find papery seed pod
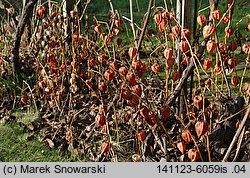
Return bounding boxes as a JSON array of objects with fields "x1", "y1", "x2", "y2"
[
  {"x1": 222, "y1": 13, "x2": 231, "y2": 24},
  {"x1": 121, "y1": 88, "x2": 132, "y2": 100},
  {"x1": 228, "y1": 57, "x2": 238, "y2": 69},
  {"x1": 203, "y1": 25, "x2": 216, "y2": 39},
  {"x1": 177, "y1": 142, "x2": 186, "y2": 154},
  {"x1": 193, "y1": 95, "x2": 203, "y2": 109},
  {"x1": 100, "y1": 141, "x2": 111, "y2": 154},
  {"x1": 219, "y1": 42, "x2": 227, "y2": 53},
  {"x1": 167, "y1": 58, "x2": 175, "y2": 68},
  {"x1": 228, "y1": 0, "x2": 234, "y2": 9},
  {"x1": 228, "y1": 40, "x2": 237, "y2": 51},
  {"x1": 212, "y1": 10, "x2": 222, "y2": 21},
  {"x1": 140, "y1": 106, "x2": 150, "y2": 119},
  {"x1": 100, "y1": 33, "x2": 106, "y2": 41},
  {"x1": 20, "y1": 96, "x2": 28, "y2": 105},
  {"x1": 160, "y1": 106, "x2": 171, "y2": 120},
  {"x1": 203, "y1": 58, "x2": 212, "y2": 70},
  {"x1": 242, "y1": 43, "x2": 249, "y2": 53},
  {"x1": 112, "y1": 28, "x2": 120, "y2": 36},
  {"x1": 158, "y1": 21, "x2": 167, "y2": 31},
  {"x1": 104, "y1": 35, "x2": 113, "y2": 44},
  {"x1": 222, "y1": 53, "x2": 229, "y2": 62},
  {"x1": 94, "y1": 25, "x2": 102, "y2": 34},
  {"x1": 117, "y1": 37, "x2": 122, "y2": 46},
  {"x1": 205, "y1": 78, "x2": 212, "y2": 88},
  {"x1": 181, "y1": 130, "x2": 191, "y2": 143},
  {"x1": 95, "y1": 114, "x2": 106, "y2": 126},
  {"x1": 195, "y1": 120, "x2": 208, "y2": 137},
  {"x1": 172, "y1": 71, "x2": 180, "y2": 82},
  {"x1": 154, "y1": 13, "x2": 162, "y2": 24},
  {"x1": 231, "y1": 75, "x2": 240, "y2": 88},
  {"x1": 110, "y1": 61, "x2": 118, "y2": 70},
  {"x1": 132, "y1": 59, "x2": 141, "y2": 70},
  {"x1": 126, "y1": 72, "x2": 136, "y2": 85},
  {"x1": 98, "y1": 104, "x2": 107, "y2": 114},
  {"x1": 151, "y1": 63, "x2": 161, "y2": 73},
  {"x1": 206, "y1": 39, "x2": 216, "y2": 53},
  {"x1": 98, "y1": 54, "x2": 106, "y2": 63},
  {"x1": 179, "y1": 41, "x2": 189, "y2": 53},
  {"x1": 132, "y1": 84, "x2": 142, "y2": 97},
  {"x1": 128, "y1": 47, "x2": 137, "y2": 59},
  {"x1": 181, "y1": 28, "x2": 191, "y2": 40},
  {"x1": 104, "y1": 69, "x2": 115, "y2": 81},
  {"x1": 72, "y1": 33, "x2": 79, "y2": 41},
  {"x1": 89, "y1": 58, "x2": 96, "y2": 66},
  {"x1": 146, "y1": 114, "x2": 158, "y2": 126},
  {"x1": 197, "y1": 15, "x2": 206, "y2": 26},
  {"x1": 44, "y1": 87, "x2": 52, "y2": 95},
  {"x1": 164, "y1": 47, "x2": 173, "y2": 60},
  {"x1": 115, "y1": 20, "x2": 121, "y2": 28},
  {"x1": 132, "y1": 154, "x2": 142, "y2": 162},
  {"x1": 172, "y1": 25, "x2": 181, "y2": 36},
  {"x1": 213, "y1": 65, "x2": 222, "y2": 76},
  {"x1": 182, "y1": 55, "x2": 191, "y2": 65},
  {"x1": 224, "y1": 26, "x2": 234, "y2": 38},
  {"x1": 51, "y1": 11, "x2": 57, "y2": 18},
  {"x1": 188, "y1": 148, "x2": 199, "y2": 161},
  {"x1": 138, "y1": 131, "x2": 146, "y2": 142},
  {"x1": 119, "y1": 66, "x2": 128, "y2": 76},
  {"x1": 169, "y1": 33, "x2": 175, "y2": 41},
  {"x1": 70, "y1": 10, "x2": 77, "y2": 19},
  {"x1": 127, "y1": 94, "x2": 139, "y2": 108},
  {"x1": 161, "y1": 11, "x2": 169, "y2": 19},
  {"x1": 98, "y1": 82, "x2": 106, "y2": 92},
  {"x1": 36, "y1": 6, "x2": 46, "y2": 17}
]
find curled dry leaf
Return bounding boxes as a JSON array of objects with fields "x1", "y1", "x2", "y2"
[
  {"x1": 45, "y1": 138, "x2": 55, "y2": 149},
  {"x1": 66, "y1": 129, "x2": 73, "y2": 144}
]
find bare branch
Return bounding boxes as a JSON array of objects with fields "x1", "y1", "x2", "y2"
[{"x1": 12, "y1": 0, "x2": 38, "y2": 82}]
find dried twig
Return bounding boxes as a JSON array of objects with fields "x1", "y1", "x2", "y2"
[
  {"x1": 232, "y1": 126, "x2": 245, "y2": 162},
  {"x1": 129, "y1": 0, "x2": 137, "y2": 47},
  {"x1": 137, "y1": 0, "x2": 153, "y2": 52},
  {"x1": 166, "y1": 39, "x2": 208, "y2": 106},
  {"x1": 79, "y1": 0, "x2": 91, "y2": 21},
  {"x1": 222, "y1": 105, "x2": 250, "y2": 162}
]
